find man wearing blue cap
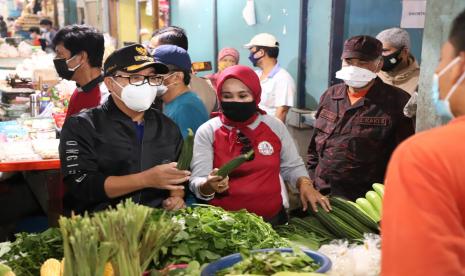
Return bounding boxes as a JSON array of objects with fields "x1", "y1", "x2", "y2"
[{"x1": 153, "y1": 45, "x2": 209, "y2": 138}]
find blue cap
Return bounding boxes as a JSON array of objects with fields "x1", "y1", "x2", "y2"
[{"x1": 153, "y1": 45, "x2": 192, "y2": 71}]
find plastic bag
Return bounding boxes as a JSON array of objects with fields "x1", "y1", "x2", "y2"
[
  {"x1": 17, "y1": 41, "x2": 33, "y2": 57},
  {"x1": 318, "y1": 234, "x2": 381, "y2": 276}
]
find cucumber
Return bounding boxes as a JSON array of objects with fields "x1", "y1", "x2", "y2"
[
  {"x1": 290, "y1": 217, "x2": 335, "y2": 239},
  {"x1": 176, "y1": 128, "x2": 194, "y2": 170},
  {"x1": 216, "y1": 150, "x2": 254, "y2": 177},
  {"x1": 330, "y1": 197, "x2": 379, "y2": 232},
  {"x1": 330, "y1": 205, "x2": 374, "y2": 235},
  {"x1": 313, "y1": 206, "x2": 364, "y2": 240},
  {"x1": 366, "y1": 191, "x2": 383, "y2": 216},
  {"x1": 372, "y1": 183, "x2": 385, "y2": 198},
  {"x1": 356, "y1": 198, "x2": 380, "y2": 222}
]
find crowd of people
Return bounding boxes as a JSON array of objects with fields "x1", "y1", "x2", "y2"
[
  {"x1": 0, "y1": 16, "x2": 56, "y2": 52},
  {"x1": 1, "y1": 6, "x2": 464, "y2": 274}
]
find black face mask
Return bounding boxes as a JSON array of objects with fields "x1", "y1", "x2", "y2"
[
  {"x1": 53, "y1": 57, "x2": 78, "y2": 80},
  {"x1": 221, "y1": 101, "x2": 257, "y2": 122},
  {"x1": 248, "y1": 50, "x2": 263, "y2": 67},
  {"x1": 382, "y1": 47, "x2": 403, "y2": 72}
]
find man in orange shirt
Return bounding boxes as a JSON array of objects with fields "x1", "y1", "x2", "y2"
[{"x1": 382, "y1": 9, "x2": 465, "y2": 276}]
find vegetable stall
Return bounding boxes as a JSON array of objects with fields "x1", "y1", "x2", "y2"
[{"x1": 0, "y1": 183, "x2": 385, "y2": 276}]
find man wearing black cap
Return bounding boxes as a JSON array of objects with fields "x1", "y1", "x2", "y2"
[
  {"x1": 306, "y1": 35, "x2": 415, "y2": 201},
  {"x1": 59, "y1": 44, "x2": 190, "y2": 214}
]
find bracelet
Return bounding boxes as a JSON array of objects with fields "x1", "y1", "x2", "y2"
[
  {"x1": 297, "y1": 178, "x2": 315, "y2": 190},
  {"x1": 199, "y1": 187, "x2": 215, "y2": 198}
]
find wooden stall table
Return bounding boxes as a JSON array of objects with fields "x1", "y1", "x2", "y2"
[{"x1": 0, "y1": 159, "x2": 62, "y2": 226}]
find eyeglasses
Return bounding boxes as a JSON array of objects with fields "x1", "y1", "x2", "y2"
[
  {"x1": 237, "y1": 132, "x2": 254, "y2": 158},
  {"x1": 114, "y1": 74, "x2": 164, "y2": 86}
]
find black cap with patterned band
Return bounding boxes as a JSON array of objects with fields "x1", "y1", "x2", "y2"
[{"x1": 103, "y1": 43, "x2": 169, "y2": 76}]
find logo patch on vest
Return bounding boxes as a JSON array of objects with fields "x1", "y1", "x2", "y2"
[
  {"x1": 358, "y1": 117, "x2": 389, "y2": 126},
  {"x1": 320, "y1": 108, "x2": 337, "y2": 122},
  {"x1": 258, "y1": 141, "x2": 274, "y2": 156}
]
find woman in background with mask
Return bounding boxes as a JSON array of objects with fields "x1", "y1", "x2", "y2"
[
  {"x1": 190, "y1": 65, "x2": 330, "y2": 226},
  {"x1": 205, "y1": 47, "x2": 240, "y2": 88}
]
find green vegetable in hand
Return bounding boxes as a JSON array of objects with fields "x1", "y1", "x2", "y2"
[
  {"x1": 177, "y1": 128, "x2": 194, "y2": 170},
  {"x1": 216, "y1": 150, "x2": 254, "y2": 177}
]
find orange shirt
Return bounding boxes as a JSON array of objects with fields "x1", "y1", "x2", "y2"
[
  {"x1": 32, "y1": 38, "x2": 41, "y2": 46},
  {"x1": 382, "y1": 116, "x2": 465, "y2": 276},
  {"x1": 347, "y1": 89, "x2": 369, "y2": 105}
]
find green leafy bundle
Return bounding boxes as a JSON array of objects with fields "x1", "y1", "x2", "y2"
[
  {"x1": 159, "y1": 205, "x2": 288, "y2": 266},
  {"x1": 59, "y1": 215, "x2": 117, "y2": 276},
  {"x1": 1, "y1": 228, "x2": 63, "y2": 276},
  {"x1": 60, "y1": 199, "x2": 181, "y2": 275}
]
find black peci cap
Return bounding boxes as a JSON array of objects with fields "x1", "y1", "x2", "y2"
[{"x1": 103, "y1": 43, "x2": 169, "y2": 76}]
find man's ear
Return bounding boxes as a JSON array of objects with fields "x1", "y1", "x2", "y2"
[
  {"x1": 450, "y1": 51, "x2": 465, "y2": 83},
  {"x1": 402, "y1": 47, "x2": 410, "y2": 59},
  {"x1": 375, "y1": 58, "x2": 383, "y2": 73},
  {"x1": 458, "y1": 51, "x2": 465, "y2": 74},
  {"x1": 104, "y1": 77, "x2": 114, "y2": 92}
]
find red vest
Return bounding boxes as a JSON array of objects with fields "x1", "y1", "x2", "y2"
[
  {"x1": 210, "y1": 122, "x2": 282, "y2": 219},
  {"x1": 66, "y1": 85, "x2": 101, "y2": 119}
]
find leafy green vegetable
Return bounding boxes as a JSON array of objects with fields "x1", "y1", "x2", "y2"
[
  {"x1": 1, "y1": 228, "x2": 63, "y2": 276},
  {"x1": 275, "y1": 224, "x2": 322, "y2": 250},
  {"x1": 217, "y1": 248, "x2": 320, "y2": 275},
  {"x1": 60, "y1": 199, "x2": 180, "y2": 276},
  {"x1": 159, "y1": 205, "x2": 288, "y2": 266}
]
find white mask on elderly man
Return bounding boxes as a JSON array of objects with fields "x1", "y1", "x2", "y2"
[
  {"x1": 112, "y1": 78, "x2": 157, "y2": 112},
  {"x1": 336, "y1": 65, "x2": 377, "y2": 88}
]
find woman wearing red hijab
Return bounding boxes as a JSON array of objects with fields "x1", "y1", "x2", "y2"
[{"x1": 190, "y1": 65, "x2": 330, "y2": 225}]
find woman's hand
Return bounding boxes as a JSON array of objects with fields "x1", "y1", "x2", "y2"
[
  {"x1": 297, "y1": 177, "x2": 331, "y2": 212},
  {"x1": 200, "y1": 168, "x2": 229, "y2": 196}
]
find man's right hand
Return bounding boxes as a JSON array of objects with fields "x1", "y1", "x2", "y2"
[{"x1": 140, "y1": 162, "x2": 190, "y2": 190}]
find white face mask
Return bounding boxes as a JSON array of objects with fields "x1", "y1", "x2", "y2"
[
  {"x1": 336, "y1": 65, "x2": 378, "y2": 88},
  {"x1": 156, "y1": 85, "x2": 168, "y2": 97},
  {"x1": 112, "y1": 78, "x2": 158, "y2": 112},
  {"x1": 157, "y1": 72, "x2": 179, "y2": 97}
]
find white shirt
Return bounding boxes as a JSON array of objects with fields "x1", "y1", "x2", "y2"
[{"x1": 256, "y1": 64, "x2": 296, "y2": 117}]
